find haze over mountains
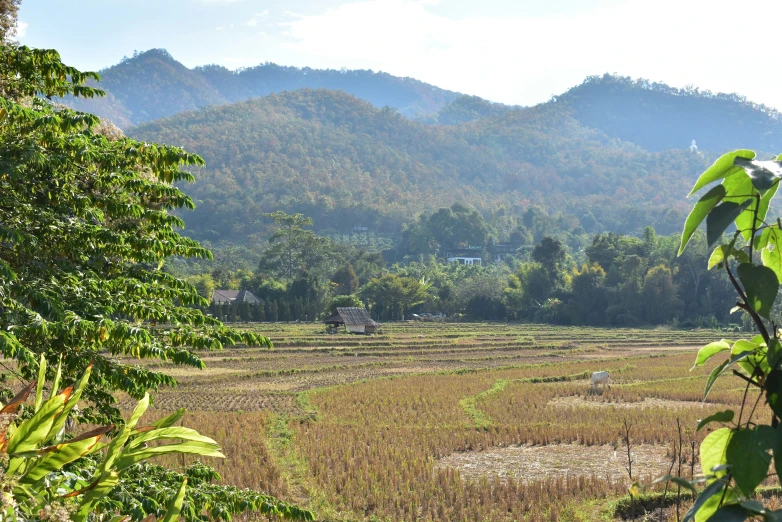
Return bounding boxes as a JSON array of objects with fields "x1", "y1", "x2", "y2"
[{"x1": 64, "y1": 49, "x2": 782, "y2": 250}]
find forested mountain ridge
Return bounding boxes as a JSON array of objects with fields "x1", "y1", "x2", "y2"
[
  {"x1": 556, "y1": 74, "x2": 782, "y2": 153},
  {"x1": 62, "y1": 48, "x2": 464, "y2": 127},
  {"x1": 130, "y1": 88, "x2": 711, "y2": 245}
]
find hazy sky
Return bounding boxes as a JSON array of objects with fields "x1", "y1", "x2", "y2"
[{"x1": 19, "y1": 0, "x2": 782, "y2": 108}]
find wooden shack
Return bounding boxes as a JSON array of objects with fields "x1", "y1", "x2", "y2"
[{"x1": 324, "y1": 307, "x2": 379, "y2": 334}]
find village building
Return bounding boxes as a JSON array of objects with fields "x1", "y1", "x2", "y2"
[
  {"x1": 210, "y1": 289, "x2": 262, "y2": 305},
  {"x1": 324, "y1": 307, "x2": 380, "y2": 334}
]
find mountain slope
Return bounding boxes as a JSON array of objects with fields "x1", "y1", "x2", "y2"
[
  {"x1": 129, "y1": 89, "x2": 709, "y2": 243},
  {"x1": 64, "y1": 49, "x2": 463, "y2": 127},
  {"x1": 556, "y1": 74, "x2": 782, "y2": 153}
]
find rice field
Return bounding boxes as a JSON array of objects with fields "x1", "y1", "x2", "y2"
[{"x1": 129, "y1": 322, "x2": 773, "y2": 521}]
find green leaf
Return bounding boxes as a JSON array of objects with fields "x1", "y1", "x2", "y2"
[
  {"x1": 689, "y1": 150, "x2": 755, "y2": 196},
  {"x1": 735, "y1": 183, "x2": 779, "y2": 242},
  {"x1": 680, "y1": 185, "x2": 726, "y2": 255},
  {"x1": 125, "y1": 426, "x2": 218, "y2": 452},
  {"x1": 697, "y1": 410, "x2": 734, "y2": 432},
  {"x1": 149, "y1": 408, "x2": 186, "y2": 429},
  {"x1": 34, "y1": 354, "x2": 46, "y2": 413},
  {"x1": 737, "y1": 263, "x2": 779, "y2": 319},
  {"x1": 21, "y1": 432, "x2": 106, "y2": 484},
  {"x1": 707, "y1": 201, "x2": 753, "y2": 246},
  {"x1": 704, "y1": 359, "x2": 730, "y2": 401},
  {"x1": 75, "y1": 471, "x2": 119, "y2": 522},
  {"x1": 701, "y1": 428, "x2": 732, "y2": 479},
  {"x1": 735, "y1": 157, "x2": 782, "y2": 192},
  {"x1": 6, "y1": 390, "x2": 67, "y2": 456},
  {"x1": 708, "y1": 505, "x2": 749, "y2": 522},
  {"x1": 114, "y1": 440, "x2": 224, "y2": 472},
  {"x1": 693, "y1": 340, "x2": 730, "y2": 368},
  {"x1": 726, "y1": 426, "x2": 774, "y2": 496},
  {"x1": 762, "y1": 227, "x2": 782, "y2": 283},
  {"x1": 161, "y1": 479, "x2": 187, "y2": 522},
  {"x1": 683, "y1": 476, "x2": 729, "y2": 522}
]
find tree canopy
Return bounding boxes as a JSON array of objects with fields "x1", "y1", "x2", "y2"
[{"x1": 0, "y1": 44, "x2": 266, "y2": 424}]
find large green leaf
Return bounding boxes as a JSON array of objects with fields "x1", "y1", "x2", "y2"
[
  {"x1": 21, "y1": 429, "x2": 107, "y2": 484},
  {"x1": 737, "y1": 263, "x2": 779, "y2": 319},
  {"x1": 735, "y1": 183, "x2": 779, "y2": 242},
  {"x1": 762, "y1": 227, "x2": 782, "y2": 283},
  {"x1": 704, "y1": 359, "x2": 730, "y2": 401},
  {"x1": 707, "y1": 201, "x2": 752, "y2": 246},
  {"x1": 697, "y1": 410, "x2": 734, "y2": 432},
  {"x1": 74, "y1": 471, "x2": 119, "y2": 522},
  {"x1": 48, "y1": 363, "x2": 92, "y2": 441},
  {"x1": 701, "y1": 428, "x2": 732, "y2": 478},
  {"x1": 767, "y1": 370, "x2": 782, "y2": 421},
  {"x1": 6, "y1": 390, "x2": 68, "y2": 456},
  {"x1": 680, "y1": 185, "x2": 726, "y2": 255},
  {"x1": 735, "y1": 157, "x2": 782, "y2": 192},
  {"x1": 683, "y1": 476, "x2": 728, "y2": 522},
  {"x1": 34, "y1": 354, "x2": 46, "y2": 413},
  {"x1": 161, "y1": 479, "x2": 187, "y2": 522},
  {"x1": 689, "y1": 150, "x2": 755, "y2": 196},
  {"x1": 692, "y1": 340, "x2": 730, "y2": 368},
  {"x1": 708, "y1": 505, "x2": 749, "y2": 522},
  {"x1": 125, "y1": 426, "x2": 217, "y2": 452},
  {"x1": 726, "y1": 426, "x2": 774, "y2": 496},
  {"x1": 114, "y1": 440, "x2": 224, "y2": 472}
]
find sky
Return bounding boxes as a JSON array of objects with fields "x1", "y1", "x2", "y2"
[{"x1": 18, "y1": 0, "x2": 782, "y2": 108}]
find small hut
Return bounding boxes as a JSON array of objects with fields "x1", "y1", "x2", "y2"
[{"x1": 324, "y1": 307, "x2": 379, "y2": 334}]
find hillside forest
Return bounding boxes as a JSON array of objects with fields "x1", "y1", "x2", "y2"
[{"x1": 61, "y1": 50, "x2": 782, "y2": 331}]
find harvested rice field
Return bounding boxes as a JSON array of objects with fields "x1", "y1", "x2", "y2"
[{"x1": 127, "y1": 322, "x2": 777, "y2": 521}]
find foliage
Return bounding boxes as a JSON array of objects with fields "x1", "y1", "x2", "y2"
[
  {"x1": 131, "y1": 87, "x2": 711, "y2": 246},
  {"x1": 558, "y1": 74, "x2": 782, "y2": 152},
  {"x1": 62, "y1": 49, "x2": 461, "y2": 126},
  {"x1": 360, "y1": 273, "x2": 430, "y2": 320},
  {"x1": 0, "y1": 43, "x2": 269, "y2": 424},
  {"x1": 324, "y1": 294, "x2": 364, "y2": 316},
  {"x1": 0, "y1": 359, "x2": 222, "y2": 520},
  {"x1": 666, "y1": 149, "x2": 782, "y2": 520},
  {"x1": 330, "y1": 263, "x2": 359, "y2": 296},
  {"x1": 258, "y1": 211, "x2": 332, "y2": 280}
]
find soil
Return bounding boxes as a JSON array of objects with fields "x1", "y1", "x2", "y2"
[{"x1": 437, "y1": 442, "x2": 698, "y2": 484}]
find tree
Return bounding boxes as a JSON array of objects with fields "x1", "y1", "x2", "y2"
[
  {"x1": 0, "y1": 0, "x2": 19, "y2": 42},
  {"x1": 531, "y1": 236, "x2": 568, "y2": 289},
  {"x1": 258, "y1": 211, "x2": 331, "y2": 280},
  {"x1": 668, "y1": 149, "x2": 782, "y2": 520},
  {"x1": 0, "y1": 44, "x2": 267, "y2": 424},
  {"x1": 361, "y1": 274, "x2": 429, "y2": 320},
  {"x1": 331, "y1": 262, "x2": 359, "y2": 295},
  {"x1": 324, "y1": 294, "x2": 363, "y2": 316}
]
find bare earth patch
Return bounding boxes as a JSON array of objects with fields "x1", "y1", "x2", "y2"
[
  {"x1": 438, "y1": 443, "x2": 692, "y2": 483},
  {"x1": 548, "y1": 396, "x2": 713, "y2": 410}
]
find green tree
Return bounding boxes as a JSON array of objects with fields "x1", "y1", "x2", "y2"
[
  {"x1": 0, "y1": 44, "x2": 266, "y2": 424},
  {"x1": 361, "y1": 273, "x2": 429, "y2": 320},
  {"x1": 324, "y1": 294, "x2": 364, "y2": 316},
  {"x1": 532, "y1": 236, "x2": 568, "y2": 289},
  {"x1": 258, "y1": 211, "x2": 331, "y2": 280},
  {"x1": 331, "y1": 262, "x2": 360, "y2": 295}
]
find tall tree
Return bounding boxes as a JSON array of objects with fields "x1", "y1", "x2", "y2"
[
  {"x1": 331, "y1": 262, "x2": 359, "y2": 295},
  {"x1": 258, "y1": 211, "x2": 330, "y2": 280},
  {"x1": 0, "y1": 44, "x2": 266, "y2": 423}
]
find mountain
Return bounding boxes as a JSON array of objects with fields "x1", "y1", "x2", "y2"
[
  {"x1": 129, "y1": 88, "x2": 710, "y2": 244},
  {"x1": 417, "y1": 95, "x2": 518, "y2": 125},
  {"x1": 555, "y1": 74, "x2": 782, "y2": 153},
  {"x1": 63, "y1": 49, "x2": 463, "y2": 127}
]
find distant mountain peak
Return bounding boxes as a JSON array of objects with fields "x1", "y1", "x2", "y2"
[{"x1": 62, "y1": 48, "x2": 463, "y2": 128}]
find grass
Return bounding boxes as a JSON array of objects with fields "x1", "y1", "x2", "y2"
[{"x1": 106, "y1": 322, "x2": 778, "y2": 521}]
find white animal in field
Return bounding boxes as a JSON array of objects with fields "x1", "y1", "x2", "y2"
[{"x1": 590, "y1": 371, "x2": 610, "y2": 390}]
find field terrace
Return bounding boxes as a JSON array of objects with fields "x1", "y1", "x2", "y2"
[{"x1": 120, "y1": 323, "x2": 771, "y2": 521}]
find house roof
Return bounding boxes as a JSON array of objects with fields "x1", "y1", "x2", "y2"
[
  {"x1": 336, "y1": 307, "x2": 378, "y2": 326},
  {"x1": 211, "y1": 289, "x2": 261, "y2": 305}
]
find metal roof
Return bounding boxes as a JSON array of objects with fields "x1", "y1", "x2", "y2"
[{"x1": 336, "y1": 307, "x2": 378, "y2": 326}]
